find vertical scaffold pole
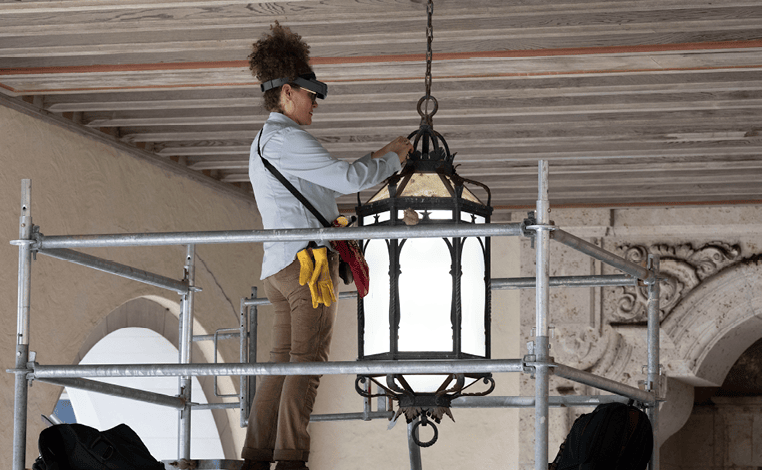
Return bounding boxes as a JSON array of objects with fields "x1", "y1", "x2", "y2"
[
  {"x1": 241, "y1": 287, "x2": 258, "y2": 428},
  {"x1": 534, "y1": 161, "x2": 551, "y2": 470},
  {"x1": 407, "y1": 418, "x2": 423, "y2": 470},
  {"x1": 178, "y1": 245, "x2": 196, "y2": 460},
  {"x1": 13, "y1": 180, "x2": 33, "y2": 470},
  {"x1": 647, "y1": 255, "x2": 661, "y2": 470}
]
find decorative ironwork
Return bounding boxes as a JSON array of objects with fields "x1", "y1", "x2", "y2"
[
  {"x1": 353, "y1": 0, "x2": 495, "y2": 447},
  {"x1": 356, "y1": 373, "x2": 495, "y2": 447}
]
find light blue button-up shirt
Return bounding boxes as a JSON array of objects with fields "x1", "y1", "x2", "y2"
[{"x1": 250, "y1": 112, "x2": 402, "y2": 279}]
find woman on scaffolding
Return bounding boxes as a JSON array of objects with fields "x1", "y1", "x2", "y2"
[{"x1": 242, "y1": 22, "x2": 412, "y2": 470}]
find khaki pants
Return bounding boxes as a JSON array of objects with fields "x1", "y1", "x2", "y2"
[{"x1": 242, "y1": 252, "x2": 339, "y2": 463}]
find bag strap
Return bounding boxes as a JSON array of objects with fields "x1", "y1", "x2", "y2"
[{"x1": 257, "y1": 129, "x2": 332, "y2": 228}]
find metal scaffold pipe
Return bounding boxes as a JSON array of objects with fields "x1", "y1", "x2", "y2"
[
  {"x1": 533, "y1": 160, "x2": 551, "y2": 470},
  {"x1": 37, "y1": 248, "x2": 189, "y2": 294},
  {"x1": 451, "y1": 395, "x2": 629, "y2": 408},
  {"x1": 493, "y1": 274, "x2": 637, "y2": 290},
  {"x1": 647, "y1": 255, "x2": 662, "y2": 470},
  {"x1": 36, "y1": 377, "x2": 186, "y2": 409},
  {"x1": 13, "y1": 180, "x2": 32, "y2": 470},
  {"x1": 553, "y1": 364, "x2": 655, "y2": 404},
  {"x1": 239, "y1": 275, "x2": 639, "y2": 308},
  {"x1": 31, "y1": 359, "x2": 526, "y2": 379},
  {"x1": 30, "y1": 223, "x2": 524, "y2": 250},
  {"x1": 552, "y1": 229, "x2": 653, "y2": 282},
  {"x1": 178, "y1": 245, "x2": 196, "y2": 460}
]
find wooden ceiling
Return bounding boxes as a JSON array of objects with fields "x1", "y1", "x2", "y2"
[{"x1": 2, "y1": 0, "x2": 761, "y2": 213}]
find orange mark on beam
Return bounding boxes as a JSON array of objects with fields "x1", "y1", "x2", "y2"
[
  {"x1": 8, "y1": 63, "x2": 762, "y2": 94},
  {"x1": 315, "y1": 39, "x2": 762, "y2": 65},
  {"x1": 2, "y1": 39, "x2": 762, "y2": 76}
]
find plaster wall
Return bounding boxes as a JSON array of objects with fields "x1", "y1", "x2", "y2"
[
  {"x1": 1, "y1": 104, "x2": 522, "y2": 470},
  {"x1": 0, "y1": 104, "x2": 265, "y2": 465}
]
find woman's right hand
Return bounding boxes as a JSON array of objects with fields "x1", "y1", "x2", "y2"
[{"x1": 373, "y1": 136, "x2": 413, "y2": 164}]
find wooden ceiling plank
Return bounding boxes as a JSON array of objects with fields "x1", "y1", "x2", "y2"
[
  {"x1": 49, "y1": 81, "x2": 762, "y2": 116},
  {"x1": 5, "y1": 49, "x2": 762, "y2": 94},
  {"x1": 5, "y1": 18, "x2": 760, "y2": 58}
]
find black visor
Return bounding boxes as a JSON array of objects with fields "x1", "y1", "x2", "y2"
[{"x1": 260, "y1": 72, "x2": 328, "y2": 99}]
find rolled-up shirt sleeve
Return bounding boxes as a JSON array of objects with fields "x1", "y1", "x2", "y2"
[
  {"x1": 275, "y1": 127, "x2": 401, "y2": 195},
  {"x1": 250, "y1": 112, "x2": 403, "y2": 279}
]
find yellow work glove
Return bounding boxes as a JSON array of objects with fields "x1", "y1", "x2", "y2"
[
  {"x1": 296, "y1": 248, "x2": 314, "y2": 286},
  {"x1": 309, "y1": 247, "x2": 336, "y2": 308}
]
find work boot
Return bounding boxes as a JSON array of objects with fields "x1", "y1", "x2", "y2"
[
  {"x1": 274, "y1": 461, "x2": 308, "y2": 470},
  {"x1": 241, "y1": 460, "x2": 270, "y2": 470}
]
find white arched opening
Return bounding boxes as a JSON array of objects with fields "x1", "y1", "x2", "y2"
[
  {"x1": 52, "y1": 296, "x2": 238, "y2": 460},
  {"x1": 65, "y1": 327, "x2": 224, "y2": 460}
]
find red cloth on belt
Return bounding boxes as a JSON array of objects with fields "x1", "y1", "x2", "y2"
[{"x1": 330, "y1": 218, "x2": 370, "y2": 298}]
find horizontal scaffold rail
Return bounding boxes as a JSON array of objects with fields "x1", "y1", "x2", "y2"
[
  {"x1": 240, "y1": 274, "x2": 639, "y2": 307},
  {"x1": 27, "y1": 223, "x2": 524, "y2": 250},
  {"x1": 29, "y1": 359, "x2": 655, "y2": 404},
  {"x1": 31, "y1": 359, "x2": 524, "y2": 379}
]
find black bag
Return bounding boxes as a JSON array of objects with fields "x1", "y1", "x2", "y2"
[
  {"x1": 549, "y1": 402, "x2": 653, "y2": 470},
  {"x1": 33, "y1": 423, "x2": 165, "y2": 470}
]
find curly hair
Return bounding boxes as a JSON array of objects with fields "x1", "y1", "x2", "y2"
[{"x1": 249, "y1": 21, "x2": 313, "y2": 112}]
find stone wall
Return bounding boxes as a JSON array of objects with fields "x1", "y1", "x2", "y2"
[
  {"x1": 514, "y1": 206, "x2": 762, "y2": 469},
  {"x1": 661, "y1": 397, "x2": 762, "y2": 469}
]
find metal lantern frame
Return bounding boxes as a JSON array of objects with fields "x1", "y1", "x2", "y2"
[
  {"x1": 349, "y1": 0, "x2": 500, "y2": 445},
  {"x1": 353, "y1": 120, "x2": 496, "y2": 446},
  {"x1": 355, "y1": 126, "x2": 494, "y2": 362}
]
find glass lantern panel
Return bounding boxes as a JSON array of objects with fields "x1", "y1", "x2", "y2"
[
  {"x1": 367, "y1": 185, "x2": 390, "y2": 203},
  {"x1": 363, "y1": 211, "x2": 390, "y2": 226},
  {"x1": 461, "y1": 237, "x2": 486, "y2": 357},
  {"x1": 461, "y1": 186, "x2": 483, "y2": 204},
  {"x1": 396, "y1": 374, "x2": 455, "y2": 394},
  {"x1": 399, "y1": 173, "x2": 452, "y2": 198},
  {"x1": 398, "y1": 238, "x2": 453, "y2": 353},
  {"x1": 397, "y1": 209, "x2": 453, "y2": 222},
  {"x1": 363, "y1": 239, "x2": 391, "y2": 356},
  {"x1": 460, "y1": 212, "x2": 485, "y2": 224}
]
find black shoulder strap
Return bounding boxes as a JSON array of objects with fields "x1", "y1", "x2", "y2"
[{"x1": 257, "y1": 129, "x2": 332, "y2": 228}]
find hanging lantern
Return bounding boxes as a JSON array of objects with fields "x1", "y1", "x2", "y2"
[{"x1": 353, "y1": 0, "x2": 494, "y2": 447}]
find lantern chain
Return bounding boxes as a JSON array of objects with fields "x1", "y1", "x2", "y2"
[
  {"x1": 425, "y1": 0, "x2": 433, "y2": 100},
  {"x1": 417, "y1": 0, "x2": 437, "y2": 127}
]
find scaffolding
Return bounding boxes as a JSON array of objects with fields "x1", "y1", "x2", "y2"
[{"x1": 10, "y1": 161, "x2": 663, "y2": 470}]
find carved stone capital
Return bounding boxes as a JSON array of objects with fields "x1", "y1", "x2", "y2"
[{"x1": 609, "y1": 242, "x2": 741, "y2": 323}]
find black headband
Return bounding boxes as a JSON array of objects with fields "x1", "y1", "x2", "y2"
[{"x1": 260, "y1": 72, "x2": 328, "y2": 99}]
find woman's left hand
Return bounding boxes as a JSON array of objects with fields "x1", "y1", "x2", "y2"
[{"x1": 373, "y1": 136, "x2": 413, "y2": 164}]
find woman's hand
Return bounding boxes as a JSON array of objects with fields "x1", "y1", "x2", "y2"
[{"x1": 373, "y1": 136, "x2": 413, "y2": 164}]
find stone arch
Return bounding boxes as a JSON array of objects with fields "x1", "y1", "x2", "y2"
[
  {"x1": 644, "y1": 257, "x2": 762, "y2": 450},
  {"x1": 663, "y1": 257, "x2": 762, "y2": 387},
  {"x1": 586, "y1": 258, "x2": 762, "y2": 448},
  {"x1": 69, "y1": 296, "x2": 238, "y2": 460},
  {"x1": 656, "y1": 257, "x2": 762, "y2": 467}
]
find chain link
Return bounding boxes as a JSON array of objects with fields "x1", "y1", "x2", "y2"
[
  {"x1": 419, "y1": 0, "x2": 435, "y2": 127},
  {"x1": 425, "y1": 0, "x2": 433, "y2": 98}
]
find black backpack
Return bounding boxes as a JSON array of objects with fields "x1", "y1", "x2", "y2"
[
  {"x1": 549, "y1": 402, "x2": 653, "y2": 470},
  {"x1": 33, "y1": 423, "x2": 165, "y2": 470}
]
